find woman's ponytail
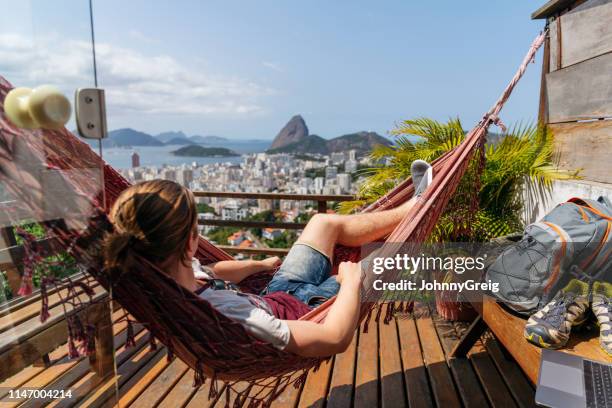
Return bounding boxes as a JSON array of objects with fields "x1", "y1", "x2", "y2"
[
  {"x1": 103, "y1": 231, "x2": 135, "y2": 272},
  {"x1": 104, "y1": 179, "x2": 198, "y2": 276}
]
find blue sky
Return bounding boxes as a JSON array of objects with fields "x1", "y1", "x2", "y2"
[{"x1": 0, "y1": 1, "x2": 546, "y2": 139}]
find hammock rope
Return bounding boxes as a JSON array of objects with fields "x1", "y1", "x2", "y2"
[{"x1": 0, "y1": 30, "x2": 545, "y2": 406}]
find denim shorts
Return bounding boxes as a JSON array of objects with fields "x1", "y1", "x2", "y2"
[{"x1": 263, "y1": 243, "x2": 339, "y2": 307}]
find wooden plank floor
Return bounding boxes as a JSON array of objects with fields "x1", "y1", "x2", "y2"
[{"x1": 0, "y1": 304, "x2": 537, "y2": 407}]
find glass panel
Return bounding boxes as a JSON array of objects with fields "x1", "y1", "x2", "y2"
[{"x1": 0, "y1": 1, "x2": 118, "y2": 406}]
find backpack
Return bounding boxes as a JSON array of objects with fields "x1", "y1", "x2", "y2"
[{"x1": 486, "y1": 196, "x2": 612, "y2": 315}]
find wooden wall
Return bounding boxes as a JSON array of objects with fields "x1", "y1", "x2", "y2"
[
  {"x1": 542, "y1": 0, "x2": 612, "y2": 184},
  {"x1": 549, "y1": 121, "x2": 612, "y2": 183},
  {"x1": 548, "y1": 0, "x2": 612, "y2": 72}
]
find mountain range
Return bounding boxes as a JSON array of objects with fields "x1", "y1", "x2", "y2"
[
  {"x1": 83, "y1": 115, "x2": 391, "y2": 155},
  {"x1": 155, "y1": 131, "x2": 229, "y2": 145},
  {"x1": 267, "y1": 115, "x2": 392, "y2": 156},
  {"x1": 84, "y1": 129, "x2": 232, "y2": 148}
]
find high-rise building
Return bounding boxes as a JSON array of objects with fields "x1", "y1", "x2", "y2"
[
  {"x1": 348, "y1": 149, "x2": 357, "y2": 161},
  {"x1": 345, "y1": 159, "x2": 358, "y2": 173},
  {"x1": 325, "y1": 166, "x2": 338, "y2": 180},
  {"x1": 176, "y1": 169, "x2": 193, "y2": 187},
  {"x1": 161, "y1": 169, "x2": 176, "y2": 181},
  {"x1": 337, "y1": 173, "x2": 351, "y2": 193},
  {"x1": 131, "y1": 152, "x2": 140, "y2": 168},
  {"x1": 314, "y1": 177, "x2": 325, "y2": 192},
  {"x1": 331, "y1": 152, "x2": 345, "y2": 165}
]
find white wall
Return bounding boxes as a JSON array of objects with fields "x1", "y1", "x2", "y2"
[{"x1": 523, "y1": 179, "x2": 612, "y2": 223}]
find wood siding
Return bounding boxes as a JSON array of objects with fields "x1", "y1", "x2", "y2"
[
  {"x1": 549, "y1": 120, "x2": 612, "y2": 183},
  {"x1": 546, "y1": 51, "x2": 612, "y2": 123},
  {"x1": 559, "y1": 0, "x2": 612, "y2": 67}
]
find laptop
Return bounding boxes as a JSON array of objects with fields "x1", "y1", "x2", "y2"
[{"x1": 536, "y1": 349, "x2": 612, "y2": 408}]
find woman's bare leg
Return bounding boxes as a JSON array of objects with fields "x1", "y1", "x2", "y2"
[{"x1": 297, "y1": 197, "x2": 417, "y2": 260}]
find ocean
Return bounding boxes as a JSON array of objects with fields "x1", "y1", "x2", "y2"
[{"x1": 97, "y1": 140, "x2": 271, "y2": 169}]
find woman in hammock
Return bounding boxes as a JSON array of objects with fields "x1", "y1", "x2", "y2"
[{"x1": 104, "y1": 160, "x2": 431, "y2": 357}]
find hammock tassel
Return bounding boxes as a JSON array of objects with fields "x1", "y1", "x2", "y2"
[
  {"x1": 208, "y1": 373, "x2": 219, "y2": 400},
  {"x1": 235, "y1": 384, "x2": 252, "y2": 408},
  {"x1": 224, "y1": 383, "x2": 231, "y2": 408},
  {"x1": 374, "y1": 303, "x2": 384, "y2": 324},
  {"x1": 149, "y1": 333, "x2": 157, "y2": 351},
  {"x1": 125, "y1": 319, "x2": 136, "y2": 348},
  {"x1": 17, "y1": 273, "x2": 33, "y2": 297},
  {"x1": 266, "y1": 378, "x2": 286, "y2": 406},
  {"x1": 247, "y1": 398, "x2": 261, "y2": 408},
  {"x1": 15, "y1": 228, "x2": 36, "y2": 297},
  {"x1": 193, "y1": 363, "x2": 205, "y2": 387},
  {"x1": 70, "y1": 315, "x2": 85, "y2": 342},
  {"x1": 363, "y1": 307, "x2": 373, "y2": 333},
  {"x1": 67, "y1": 332, "x2": 80, "y2": 359},
  {"x1": 40, "y1": 278, "x2": 50, "y2": 323},
  {"x1": 384, "y1": 302, "x2": 395, "y2": 324},
  {"x1": 166, "y1": 343, "x2": 174, "y2": 362},
  {"x1": 293, "y1": 370, "x2": 308, "y2": 389}
]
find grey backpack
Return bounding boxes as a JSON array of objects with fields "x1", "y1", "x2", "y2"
[{"x1": 486, "y1": 196, "x2": 612, "y2": 315}]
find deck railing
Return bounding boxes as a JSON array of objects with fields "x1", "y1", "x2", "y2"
[
  {"x1": 0, "y1": 191, "x2": 356, "y2": 382},
  {"x1": 0, "y1": 220, "x2": 115, "y2": 382},
  {"x1": 193, "y1": 191, "x2": 355, "y2": 256}
]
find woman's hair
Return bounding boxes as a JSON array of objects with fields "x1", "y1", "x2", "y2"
[{"x1": 104, "y1": 179, "x2": 198, "y2": 274}]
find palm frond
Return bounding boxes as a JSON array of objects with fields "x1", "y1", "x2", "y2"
[{"x1": 343, "y1": 117, "x2": 581, "y2": 241}]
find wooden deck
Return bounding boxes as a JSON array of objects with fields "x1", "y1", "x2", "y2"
[{"x1": 0, "y1": 303, "x2": 539, "y2": 408}]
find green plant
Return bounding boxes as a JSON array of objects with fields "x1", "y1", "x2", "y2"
[
  {"x1": 196, "y1": 203, "x2": 215, "y2": 214},
  {"x1": 1, "y1": 271, "x2": 13, "y2": 302},
  {"x1": 206, "y1": 227, "x2": 240, "y2": 244},
  {"x1": 14, "y1": 222, "x2": 78, "y2": 287},
  {"x1": 340, "y1": 118, "x2": 579, "y2": 241}
]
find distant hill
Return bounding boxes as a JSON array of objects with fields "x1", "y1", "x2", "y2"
[
  {"x1": 267, "y1": 115, "x2": 391, "y2": 156},
  {"x1": 267, "y1": 134, "x2": 328, "y2": 155},
  {"x1": 269, "y1": 115, "x2": 309, "y2": 149},
  {"x1": 327, "y1": 131, "x2": 391, "y2": 155},
  {"x1": 106, "y1": 128, "x2": 164, "y2": 147},
  {"x1": 156, "y1": 131, "x2": 189, "y2": 143},
  {"x1": 485, "y1": 132, "x2": 505, "y2": 146},
  {"x1": 268, "y1": 132, "x2": 390, "y2": 156},
  {"x1": 155, "y1": 132, "x2": 230, "y2": 145},
  {"x1": 165, "y1": 137, "x2": 194, "y2": 145},
  {"x1": 171, "y1": 145, "x2": 239, "y2": 157}
]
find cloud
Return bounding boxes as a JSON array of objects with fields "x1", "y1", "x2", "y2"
[
  {"x1": 128, "y1": 29, "x2": 157, "y2": 44},
  {"x1": 262, "y1": 61, "x2": 284, "y2": 73},
  {"x1": 0, "y1": 33, "x2": 272, "y2": 117}
]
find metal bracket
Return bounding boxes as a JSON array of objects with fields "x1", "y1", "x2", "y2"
[{"x1": 75, "y1": 88, "x2": 107, "y2": 139}]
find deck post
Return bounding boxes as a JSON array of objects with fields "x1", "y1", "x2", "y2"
[{"x1": 89, "y1": 300, "x2": 116, "y2": 378}]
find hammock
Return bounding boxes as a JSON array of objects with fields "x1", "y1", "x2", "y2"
[{"x1": 0, "y1": 32, "x2": 545, "y2": 405}]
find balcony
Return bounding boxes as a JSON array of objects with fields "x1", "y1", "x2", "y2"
[{"x1": 0, "y1": 191, "x2": 548, "y2": 407}]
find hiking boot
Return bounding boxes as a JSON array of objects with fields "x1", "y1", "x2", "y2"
[
  {"x1": 592, "y1": 281, "x2": 612, "y2": 357},
  {"x1": 524, "y1": 279, "x2": 589, "y2": 349},
  {"x1": 411, "y1": 160, "x2": 432, "y2": 196}
]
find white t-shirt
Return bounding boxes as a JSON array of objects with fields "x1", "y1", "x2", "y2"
[{"x1": 192, "y1": 259, "x2": 290, "y2": 350}]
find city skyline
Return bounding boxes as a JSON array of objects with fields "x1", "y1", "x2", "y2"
[{"x1": 1, "y1": 1, "x2": 544, "y2": 139}]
